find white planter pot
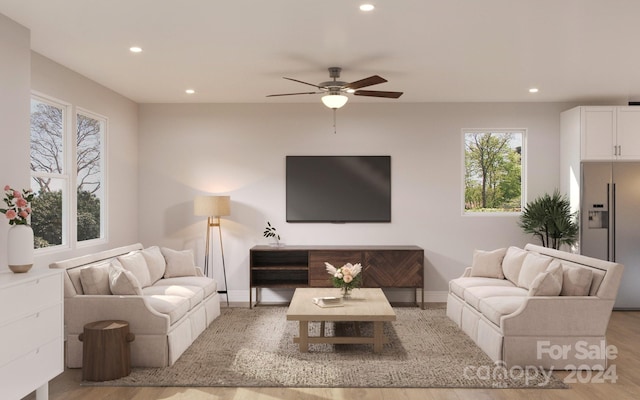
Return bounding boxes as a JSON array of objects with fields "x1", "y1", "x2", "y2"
[{"x1": 7, "y1": 224, "x2": 34, "y2": 273}]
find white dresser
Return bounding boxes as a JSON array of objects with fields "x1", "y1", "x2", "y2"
[{"x1": 0, "y1": 268, "x2": 64, "y2": 400}]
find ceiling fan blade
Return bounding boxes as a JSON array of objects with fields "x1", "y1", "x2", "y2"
[
  {"x1": 266, "y1": 91, "x2": 322, "y2": 97},
  {"x1": 354, "y1": 90, "x2": 403, "y2": 99},
  {"x1": 346, "y1": 75, "x2": 387, "y2": 90},
  {"x1": 283, "y1": 77, "x2": 324, "y2": 89}
]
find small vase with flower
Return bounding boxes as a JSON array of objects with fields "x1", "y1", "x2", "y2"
[{"x1": 324, "y1": 262, "x2": 362, "y2": 299}]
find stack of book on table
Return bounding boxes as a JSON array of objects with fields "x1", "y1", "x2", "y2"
[{"x1": 312, "y1": 296, "x2": 344, "y2": 308}]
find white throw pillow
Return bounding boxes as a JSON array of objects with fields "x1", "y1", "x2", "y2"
[
  {"x1": 79, "y1": 262, "x2": 112, "y2": 295},
  {"x1": 470, "y1": 248, "x2": 506, "y2": 279},
  {"x1": 501, "y1": 246, "x2": 528, "y2": 285},
  {"x1": 142, "y1": 246, "x2": 166, "y2": 284},
  {"x1": 561, "y1": 265, "x2": 594, "y2": 296},
  {"x1": 518, "y1": 252, "x2": 553, "y2": 289},
  {"x1": 161, "y1": 247, "x2": 197, "y2": 278},
  {"x1": 109, "y1": 263, "x2": 143, "y2": 295},
  {"x1": 118, "y1": 251, "x2": 152, "y2": 288},
  {"x1": 528, "y1": 263, "x2": 563, "y2": 296}
]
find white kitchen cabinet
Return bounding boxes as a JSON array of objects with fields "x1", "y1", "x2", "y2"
[
  {"x1": 0, "y1": 269, "x2": 64, "y2": 400},
  {"x1": 615, "y1": 107, "x2": 640, "y2": 159},
  {"x1": 578, "y1": 106, "x2": 640, "y2": 160}
]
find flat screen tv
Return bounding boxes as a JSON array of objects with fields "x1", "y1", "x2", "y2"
[{"x1": 286, "y1": 156, "x2": 391, "y2": 223}]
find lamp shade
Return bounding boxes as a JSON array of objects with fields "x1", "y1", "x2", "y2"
[
  {"x1": 194, "y1": 195, "x2": 231, "y2": 217},
  {"x1": 321, "y1": 94, "x2": 348, "y2": 109}
]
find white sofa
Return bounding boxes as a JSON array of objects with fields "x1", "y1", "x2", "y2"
[
  {"x1": 446, "y1": 243, "x2": 623, "y2": 369},
  {"x1": 49, "y1": 243, "x2": 221, "y2": 368}
]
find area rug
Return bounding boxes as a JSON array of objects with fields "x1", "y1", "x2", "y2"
[{"x1": 85, "y1": 305, "x2": 567, "y2": 388}]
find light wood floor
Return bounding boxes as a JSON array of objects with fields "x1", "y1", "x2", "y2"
[{"x1": 24, "y1": 309, "x2": 640, "y2": 400}]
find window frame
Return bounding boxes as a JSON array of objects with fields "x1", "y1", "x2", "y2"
[
  {"x1": 30, "y1": 91, "x2": 108, "y2": 253},
  {"x1": 75, "y1": 107, "x2": 108, "y2": 248},
  {"x1": 461, "y1": 128, "x2": 527, "y2": 216}
]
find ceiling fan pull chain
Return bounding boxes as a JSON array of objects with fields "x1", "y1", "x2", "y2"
[{"x1": 333, "y1": 108, "x2": 337, "y2": 134}]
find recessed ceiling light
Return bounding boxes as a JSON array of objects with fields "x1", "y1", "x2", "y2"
[
  {"x1": 129, "y1": 46, "x2": 142, "y2": 53},
  {"x1": 185, "y1": 89, "x2": 195, "y2": 94},
  {"x1": 529, "y1": 88, "x2": 539, "y2": 93},
  {"x1": 360, "y1": 4, "x2": 375, "y2": 12}
]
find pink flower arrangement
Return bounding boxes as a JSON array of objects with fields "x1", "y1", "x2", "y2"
[
  {"x1": 1, "y1": 185, "x2": 36, "y2": 226},
  {"x1": 325, "y1": 262, "x2": 363, "y2": 292}
]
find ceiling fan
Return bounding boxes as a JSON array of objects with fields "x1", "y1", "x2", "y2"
[{"x1": 267, "y1": 67, "x2": 403, "y2": 109}]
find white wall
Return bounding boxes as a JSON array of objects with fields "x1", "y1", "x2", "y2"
[
  {"x1": 0, "y1": 14, "x2": 30, "y2": 271},
  {"x1": 30, "y1": 52, "x2": 139, "y2": 267},
  {"x1": 138, "y1": 102, "x2": 575, "y2": 301}
]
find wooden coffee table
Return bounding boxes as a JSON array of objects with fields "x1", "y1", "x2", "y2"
[{"x1": 286, "y1": 288, "x2": 396, "y2": 353}]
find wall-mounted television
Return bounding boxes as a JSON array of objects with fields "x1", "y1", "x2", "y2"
[{"x1": 286, "y1": 156, "x2": 391, "y2": 223}]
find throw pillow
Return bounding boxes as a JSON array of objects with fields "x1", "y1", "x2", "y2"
[
  {"x1": 109, "y1": 263, "x2": 143, "y2": 295},
  {"x1": 161, "y1": 247, "x2": 197, "y2": 278},
  {"x1": 561, "y1": 265, "x2": 594, "y2": 296},
  {"x1": 470, "y1": 248, "x2": 506, "y2": 279},
  {"x1": 79, "y1": 262, "x2": 112, "y2": 295},
  {"x1": 142, "y1": 246, "x2": 166, "y2": 284},
  {"x1": 501, "y1": 246, "x2": 528, "y2": 285},
  {"x1": 528, "y1": 263, "x2": 563, "y2": 296},
  {"x1": 518, "y1": 252, "x2": 554, "y2": 289},
  {"x1": 117, "y1": 251, "x2": 152, "y2": 288}
]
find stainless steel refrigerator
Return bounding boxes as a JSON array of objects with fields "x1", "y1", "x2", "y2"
[{"x1": 581, "y1": 162, "x2": 640, "y2": 309}]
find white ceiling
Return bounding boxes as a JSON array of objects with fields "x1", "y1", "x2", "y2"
[{"x1": 2, "y1": 0, "x2": 640, "y2": 104}]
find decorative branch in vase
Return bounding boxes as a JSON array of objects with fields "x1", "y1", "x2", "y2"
[{"x1": 263, "y1": 221, "x2": 282, "y2": 247}]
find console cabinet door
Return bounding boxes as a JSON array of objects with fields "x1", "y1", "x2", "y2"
[
  {"x1": 363, "y1": 250, "x2": 424, "y2": 288},
  {"x1": 308, "y1": 250, "x2": 363, "y2": 287}
]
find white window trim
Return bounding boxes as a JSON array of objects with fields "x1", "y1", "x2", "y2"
[{"x1": 461, "y1": 128, "x2": 527, "y2": 216}]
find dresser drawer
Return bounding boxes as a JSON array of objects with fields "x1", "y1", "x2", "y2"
[
  {"x1": 0, "y1": 303, "x2": 62, "y2": 367},
  {"x1": 0, "y1": 337, "x2": 63, "y2": 400},
  {"x1": 0, "y1": 273, "x2": 61, "y2": 322}
]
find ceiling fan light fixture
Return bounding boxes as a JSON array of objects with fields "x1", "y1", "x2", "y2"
[{"x1": 321, "y1": 94, "x2": 349, "y2": 109}]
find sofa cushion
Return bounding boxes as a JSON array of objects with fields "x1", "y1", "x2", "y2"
[
  {"x1": 450, "y1": 277, "x2": 515, "y2": 299},
  {"x1": 160, "y1": 276, "x2": 218, "y2": 298},
  {"x1": 463, "y1": 285, "x2": 528, "y2": 310},
  {"x1": 518, "y1": 252, "x2": 553, "y2": 289},
  {"x1": 470, "y1": 248, "x2": 506, "y2": 279},
  {"x1": 118, "y1": 251, "x2": 152, "y2": 288},
  {"x1": 109, "y1": 263, "x2": 143, "y2": 295},
  {"x1": 142, "y1": 246, "x2": 166, "y2": 285},
  {"x1": 79, "y1": 262, "x2": 112, "y2": 295},
  {"x1": 478, "y1": 296, "x2": 527, "y2": 326},
  {"x1": 144, "y1": 295, "x2": 190, "y2": 324},
  {"x1": 161, "y1": 248, "x2": 198, "y2": 278},
  {"x1": 561, "y1": 265, "x2": 594, "y2": 296},
  {"x1": 142, "y1": 285, "x2": 204, "y2": 310},
  {"x1": 528, "y1": 263, "x2": 564, "y2": 296},
  {"x1": 502, "y1": 246, "x2": 528, "y2": 285}
]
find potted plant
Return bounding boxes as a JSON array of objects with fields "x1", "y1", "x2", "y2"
[{"x1": 518, "y1": 190, "x2": 578, "y2": 250}]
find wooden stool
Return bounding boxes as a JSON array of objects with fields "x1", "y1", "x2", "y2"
[{"x1": 79, "y1": 320, "x2": 135, "y2": 381}]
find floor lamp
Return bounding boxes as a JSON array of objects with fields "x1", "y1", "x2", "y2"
[{"x1": 194, "y1": 195, "x2": 230, "y2": 306}]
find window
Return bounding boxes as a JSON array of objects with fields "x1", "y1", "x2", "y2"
[
  {"x1": 463, "y1": 130, "x2": 525, "y2": 214},
  {"x1": 30, "y1": 94, "x2": 106, "y2": 249},
  {"x1": 76, "y1": 110, "x2": 105, "y2": 242}
]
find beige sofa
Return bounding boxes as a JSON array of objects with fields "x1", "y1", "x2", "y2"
[
  {"x1": 446, "y1": 243, "x2": 623, "y2": 369},
  {"x1": 49, "y1": 243, "x2": 221, "y2": 368}
]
